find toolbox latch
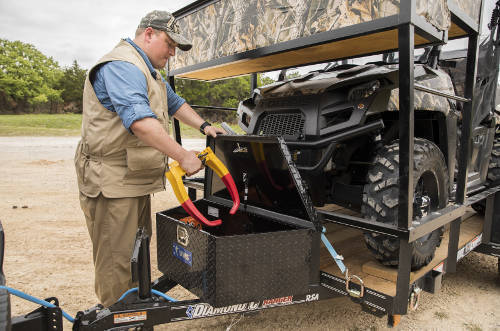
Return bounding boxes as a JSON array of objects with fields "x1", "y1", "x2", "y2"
[{"x1": 177, "y1": 226, "x2": 189, "y2": 246}]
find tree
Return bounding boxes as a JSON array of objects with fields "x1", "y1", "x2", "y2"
[
  {"x1": 57, "y1": 60, "x2": 87, "y2": 113},
  {"x1": 171, "y1": 73, "x2": 278, "y2": 123},
  {"x1": 174, "y1": 75, "x2": 250, "y2": 123},
  {"x1": 0, "y1": 39, "x2": 63, "y2": 113}
]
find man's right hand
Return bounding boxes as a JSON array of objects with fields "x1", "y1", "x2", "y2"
[{"x1": 179, "y1": 150, "x2": 203, "y2": 176}]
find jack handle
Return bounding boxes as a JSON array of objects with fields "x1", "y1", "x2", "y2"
[{"x1": 165, "y1": 147, "x2": 240, "y2": 227}]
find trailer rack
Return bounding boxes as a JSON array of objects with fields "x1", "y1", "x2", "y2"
[
  {"x1": 166, "y1": 0, "x2": 500, "y2": 325},
  {"x1": 3, "y1": 0, "x2": 500, "y2": 330}
]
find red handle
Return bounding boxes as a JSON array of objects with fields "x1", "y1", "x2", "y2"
[
  {"x1": 181, "y1": 199, "x2": 222, "y2": 227},
  {"x1": 221, "y1": 173, "x2": 240, "y2": 214}
]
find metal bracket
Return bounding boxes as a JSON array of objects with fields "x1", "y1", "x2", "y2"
[
  {"x1": 345, "y1": 269, "x2": 365, "y2": 298},
  {"x1": 409, "y1": 287, "x2": 422, "y2": 311}
]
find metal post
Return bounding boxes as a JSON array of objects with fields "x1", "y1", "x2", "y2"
[
  {"x1": 483, "y1": 192, "x2": 500, "y2": 244},
  {"x1": 393, "y1": 20, "x2": 415, "y2": 315},
  {"x1": 251, "y1": 73, "x2": 258, "y2": 92},
  {"x1": 455, "y1": 32, "x2": 480, "y2": 205},
  {"x1": 393, "y1": 239, "x2": 412, "y2": 315},
  {"x1": 169, "y1": 76, "x2": 182, "y2": 145},
  {"x1": 131, "y1": 228, "x2": 152, "y2": 300},
  {"x1": 138, "y1": 230, "x2": 152, "y2": 299},
  {"x1": 397, "y1": 23, "x2": 415, "y2": 230},
  {"x1": 446, "y1": 218, "x2": 461, "y2": 272},
  {"x1": 188, "y1": 187, "x2": 197, "y2": 201}
]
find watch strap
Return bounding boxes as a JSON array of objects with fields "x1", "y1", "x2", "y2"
[{"x1": 199, "y1": 121, "x2": 211, "y2": 135}]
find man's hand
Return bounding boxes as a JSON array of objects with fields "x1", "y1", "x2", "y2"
[
  {"x1": 204, "y1": 125, "x2": 226, "y2": 138},
  {"x1": 173, "y1": 103, "x2": 228, "y2": 138},
  {"x1": 179, "y1": 150, "x2": 203, "y2": 176}
]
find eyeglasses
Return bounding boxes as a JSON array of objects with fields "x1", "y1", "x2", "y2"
[{"x1": 164, "y1": 36, "x2": 177, "y2": 51}]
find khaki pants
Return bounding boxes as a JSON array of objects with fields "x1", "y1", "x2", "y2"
[{"x1": 79, "y1": 193, "x2": 152, "y2": 307}]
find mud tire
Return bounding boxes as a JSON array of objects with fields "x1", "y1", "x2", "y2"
[{"x1": 362, "y1": 138, "x2": 449, "y2": 270}]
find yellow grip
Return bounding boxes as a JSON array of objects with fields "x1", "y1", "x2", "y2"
[
  {"x1": 165, "y1": 160, "x2": 189, "y2": 203},
  {"x1": 165, "y1": 147, "x2": 230, "y2": 204},
  {"x1": 200, "y1": 147, "x2": 229, "y2": 178}
]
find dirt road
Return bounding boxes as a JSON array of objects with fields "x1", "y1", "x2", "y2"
[{"x1": 0, "y1": 137, "x2": 499, "y2": 330}]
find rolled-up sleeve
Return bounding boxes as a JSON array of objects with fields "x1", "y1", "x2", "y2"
[
  {"x1": 98, "y1": 61, "x2": 157, "y2": 131},
  {"x1": 165, "y1": 81, "x2": 186, "y2": 116}
]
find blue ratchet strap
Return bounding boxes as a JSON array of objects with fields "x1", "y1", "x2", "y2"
[
  {"x1": 321, "y1": 226, "x2": 346, "y2": 274},
  {"x1": 0, "y1": 285, "x2": 75, "y2": 322}
]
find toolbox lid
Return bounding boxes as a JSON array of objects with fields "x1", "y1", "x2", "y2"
[{"x1": 205, "y1": 135, "x2": 320, "y2": 230}]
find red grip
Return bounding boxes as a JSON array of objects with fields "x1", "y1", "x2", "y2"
[
  {"x1": 181, "y1": 199, "x2": 222, "y2": 227},
  {"x1": 221, "y1": 173, "x2": 240, "y2": 215}
]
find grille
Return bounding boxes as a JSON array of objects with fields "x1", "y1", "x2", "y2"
[{"x1": 257, "y1": 113, "x2": 305, "y2": 136}]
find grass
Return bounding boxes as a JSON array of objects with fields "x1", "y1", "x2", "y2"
[
  {"x1": 0, "y1": 114, "x2": 82, "y2": 136},
  {"x1": 433, "y1": 311, "x2": 449, "y2": 320},
  {"x1": 463, "y1": 323, "x2": 482, "y2": 331},
  {"x1": 0, "y1": 114, "x2": 244, "y2": 138}
]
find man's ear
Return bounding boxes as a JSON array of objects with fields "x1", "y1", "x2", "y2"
[{"x1": 144, "y1": 27, "x2": 154, "y2": 43}]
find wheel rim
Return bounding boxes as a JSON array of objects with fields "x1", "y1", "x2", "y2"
[{"x1": 413, "y1": 171, "x2": 439, "y2": 244}]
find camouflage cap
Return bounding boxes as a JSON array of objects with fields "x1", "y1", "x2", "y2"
[{"x1": 138, "y1": 10, "x2": 192, "y2": 51}]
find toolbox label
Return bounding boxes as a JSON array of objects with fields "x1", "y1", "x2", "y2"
[
  {"x1": 114, "y1": 311, "x2": 147, "y2": 324},
  {"x1": 207, "y1": 206, "x2": 219, "y2": 217},
  {"x1": 173, "y1": 242, "x2": 193, "y2": 266}
]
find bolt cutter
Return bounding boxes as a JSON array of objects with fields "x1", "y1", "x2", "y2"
[{"x1": 165, "y1": 147, "x2": 240, "y2": 227}]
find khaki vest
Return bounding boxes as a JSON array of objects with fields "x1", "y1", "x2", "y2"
[{"x1": 75, "y1": 40, "x2": 169, "y2": 198}]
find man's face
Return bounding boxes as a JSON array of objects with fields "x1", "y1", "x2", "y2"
[{"x1": 146, "y1": 29, "x2": 177, "y2": 69}]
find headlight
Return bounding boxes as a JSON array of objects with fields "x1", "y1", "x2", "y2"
[{"x1": 347, "y1": 80, "x2": 381, "y2": 101}]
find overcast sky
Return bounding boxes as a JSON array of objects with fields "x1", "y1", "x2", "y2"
[
  {"x1": 0, "y1": 0, "x2": 193, "y2": 68},
  {"x1": 0, "y1": 0, "x2": 496, "y2": 71}
]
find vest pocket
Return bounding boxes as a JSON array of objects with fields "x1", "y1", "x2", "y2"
[{"x1": 124, "y1": 146, "x2": 165, "y2": 185}]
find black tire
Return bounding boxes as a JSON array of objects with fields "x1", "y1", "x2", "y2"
[
  {"x1": 472, "y1": 136, "x2": 500, "y2": 214},
  {"x1": 362, "y1": 138, "x2": 449, "y2": 270},
  {"x1": 0, "y1": 221, "x2": 10, "y2": 330},
  {"x1": 0, "y1": 283, "x2": 10, "y2": 331}
]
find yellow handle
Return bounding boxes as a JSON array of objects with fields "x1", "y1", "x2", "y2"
[{"x1": 165, "y1": 160, "x2": 189, "y2": 203}]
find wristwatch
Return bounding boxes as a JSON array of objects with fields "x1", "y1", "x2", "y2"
[{"x1": 199, "y1": 121, "x2": 211, "y2": 135}]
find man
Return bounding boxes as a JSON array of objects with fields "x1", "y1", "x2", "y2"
[{"x1": 74, "y1": 10, "x2": 224, "y2": 307}]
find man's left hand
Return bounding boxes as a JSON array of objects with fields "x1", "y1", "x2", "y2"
[{"x1": 204, "y1": 125, "x2": 226, "y2": 138}]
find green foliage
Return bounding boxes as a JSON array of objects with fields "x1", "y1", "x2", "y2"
[
  {"x1": 173, "y1": 73, "x2": 276, "y2": 123},
  {"x1": 286, "y1": 71, "x2": 301, "y2": 79},
  {"x1": 0, "y1": 39, "x2": 63, "y2": 112},
  {"x1": 56, "y1": 60, "x2": 87, "y2": 112},
  {"x1": 259, "y1": 74, "x2": 275, "y2": 86},
  {"x1": 174, "y1": 75, "x2": 250, "y2": 123}
]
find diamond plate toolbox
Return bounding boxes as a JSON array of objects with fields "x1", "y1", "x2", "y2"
[{"x1": 157, "y1": 136, "x2": 320, "y2": 307}]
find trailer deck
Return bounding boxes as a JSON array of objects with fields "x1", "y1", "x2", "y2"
[{"x1": 320, "y1": 205, "x2": 482, "y2": 297}]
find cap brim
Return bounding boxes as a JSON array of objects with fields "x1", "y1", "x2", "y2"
[{"x1": 167, "y1": 32, "x2": 192, "y2": 51}]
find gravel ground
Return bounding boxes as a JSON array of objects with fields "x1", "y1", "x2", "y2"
[{"x1": 0, "y1": 137, "x2": 499, "y2": 330}]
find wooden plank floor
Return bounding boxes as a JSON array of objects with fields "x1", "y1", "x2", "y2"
[{"x1": 319, "y1": 205, "x2": 483, "y2": 297}]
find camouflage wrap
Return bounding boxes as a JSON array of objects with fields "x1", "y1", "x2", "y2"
[
  {"x1": 170, "y1": 0, "x2": 451, "y2": 72},
  {"x1": 253, "y1": 63, "x2": 455, "y2": 115},
  {"x1": 416, "y1": 0, "x2": 450, "y2": 31},
  {"x1": 386, "y1": 65, "x2": 456, "y2": 114},
  {"x1": 449, "y1": 0, "x2": 482, "y2": 24},
  {"x1": 387, "y1": 66, "x2": 456, "y2": 115}
]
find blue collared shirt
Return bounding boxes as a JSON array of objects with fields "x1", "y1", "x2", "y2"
[{"x1": 91, "y1": 38, "x2": 186, "y2": 131}]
